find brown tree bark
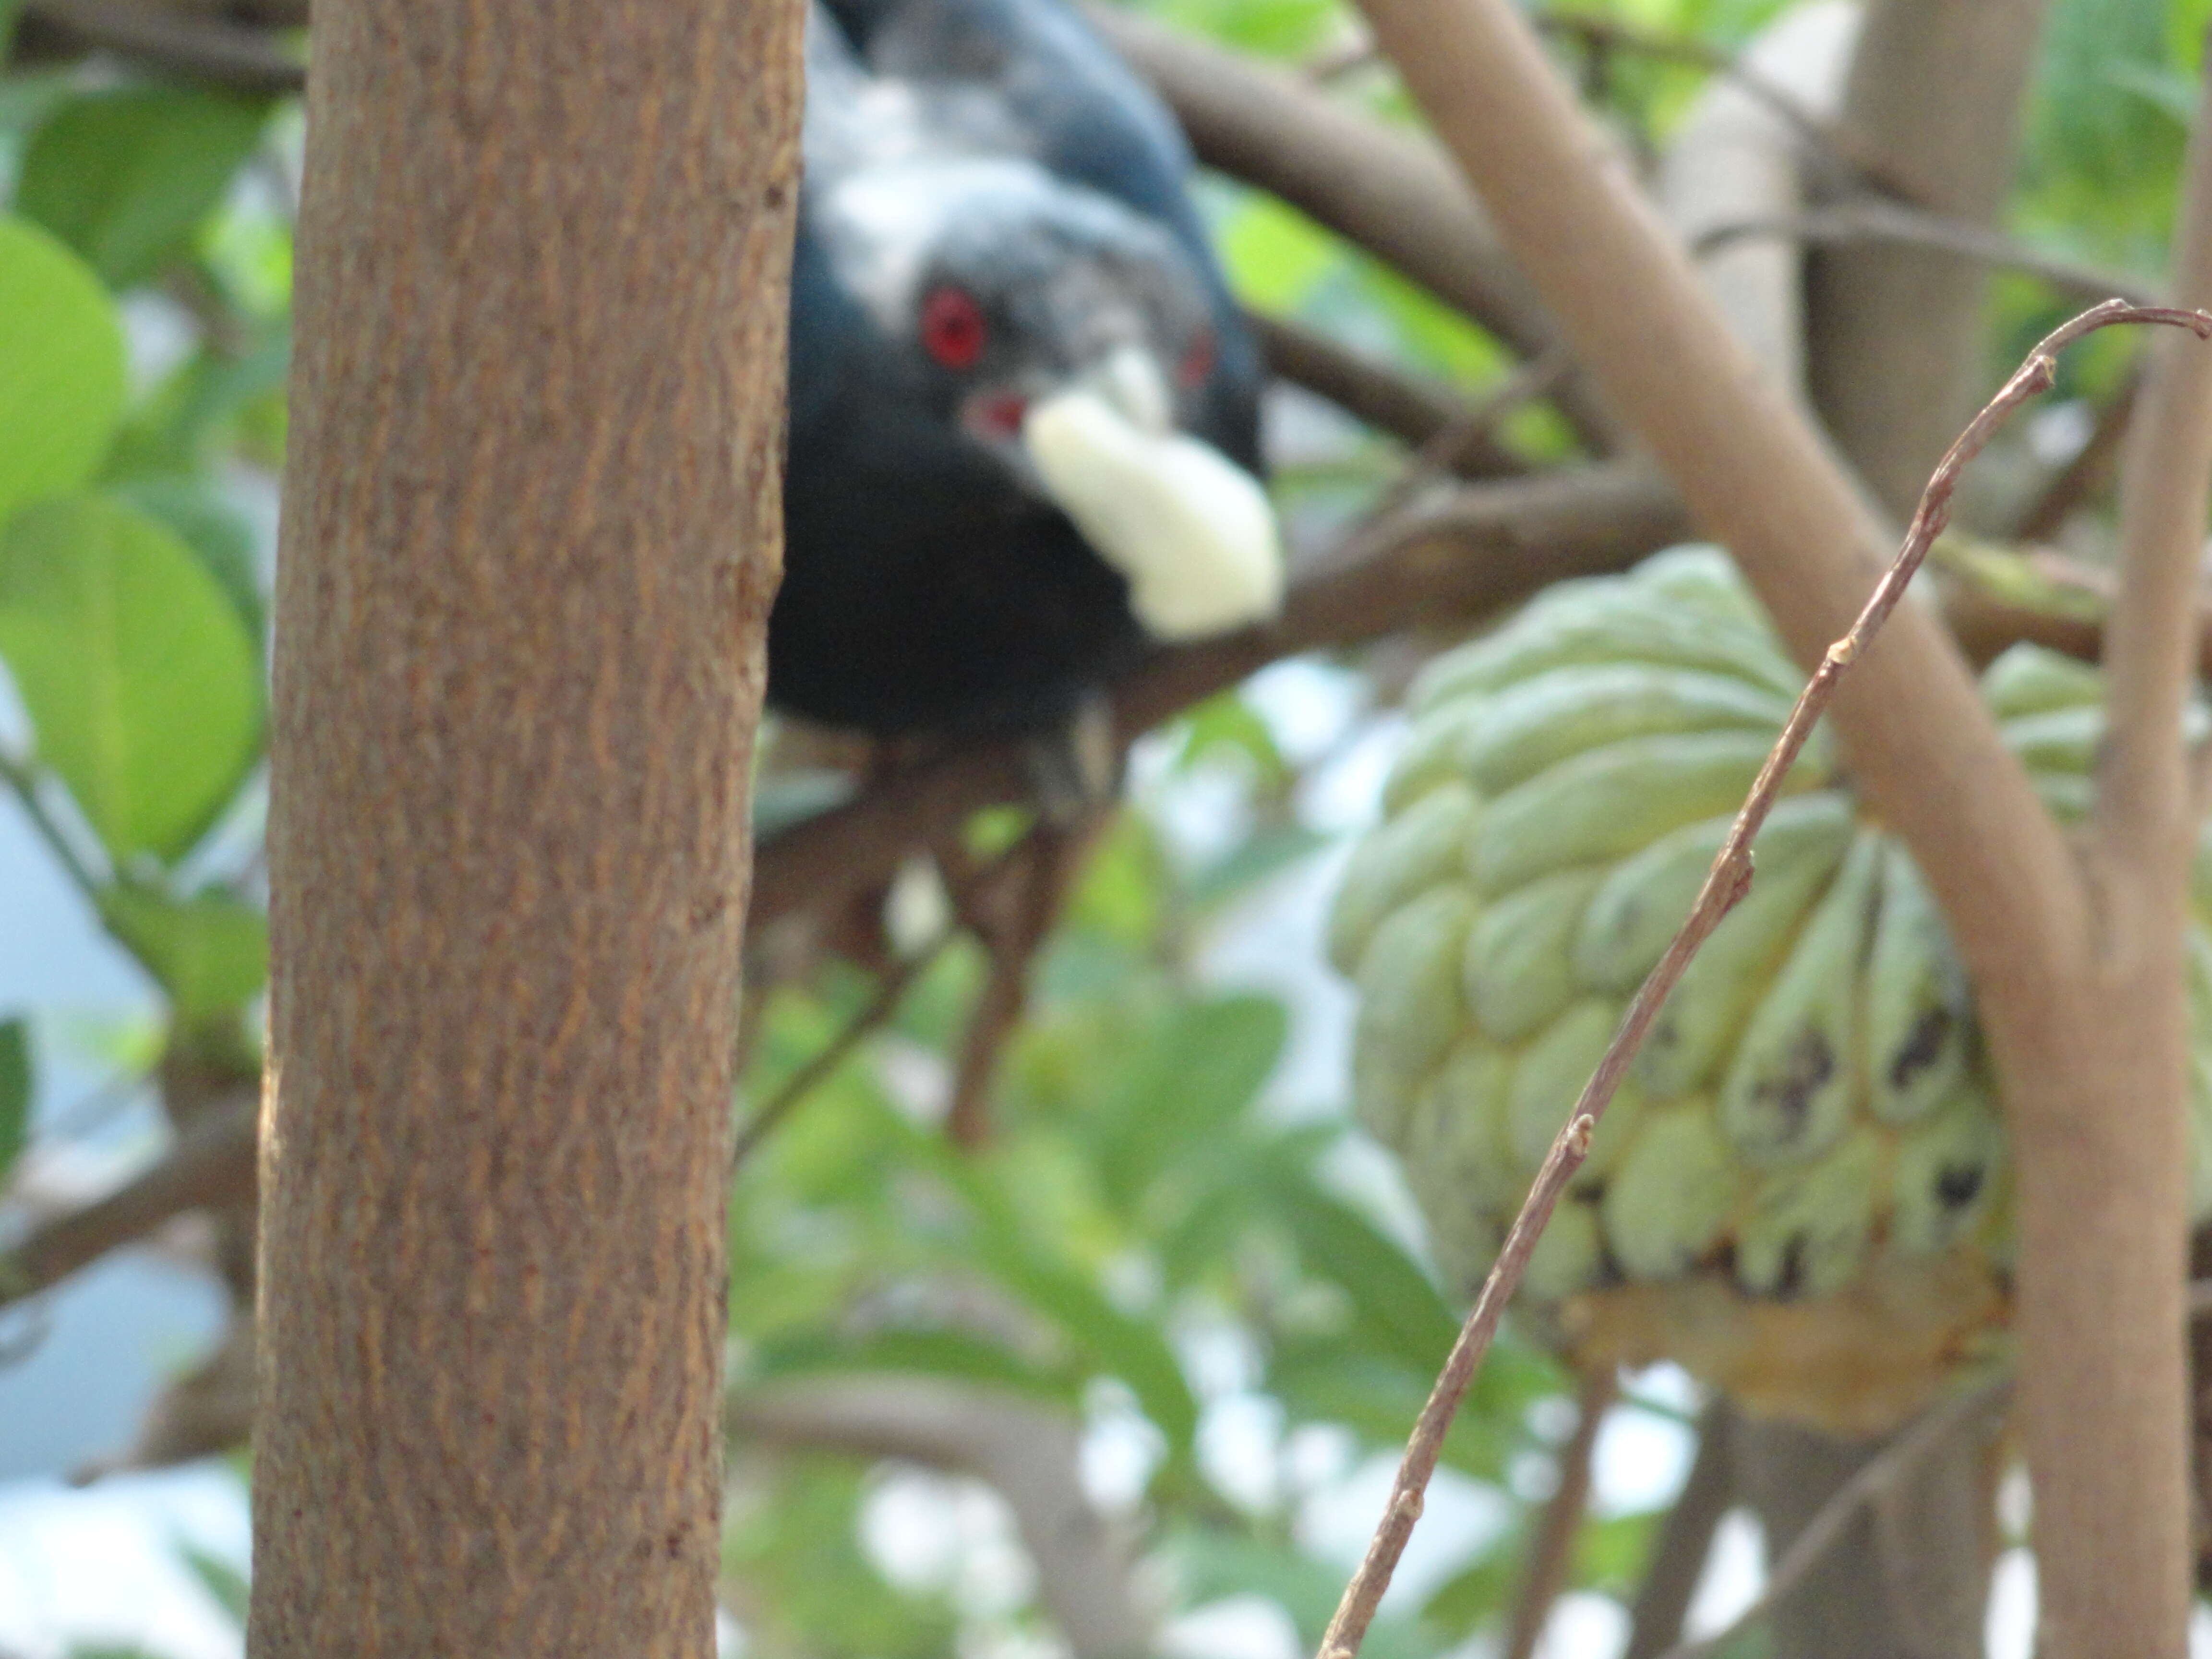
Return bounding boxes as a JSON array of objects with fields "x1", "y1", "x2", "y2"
[{"x1": 248, "y1": 0, "x2": 803, "y2": 1651}]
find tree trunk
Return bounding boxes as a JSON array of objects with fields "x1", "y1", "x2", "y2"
[
  {"x1": 248, "y1": 0, "x2": 802, "y2": 1650},
  {"x1": 1804, "y1": 0, "x2": 2052, "y2": 518}
]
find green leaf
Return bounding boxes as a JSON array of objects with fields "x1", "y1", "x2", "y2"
[
  {"x1": 0, "y1": 495, "x2": 264, "y2": 862},
  {"x1": 177, "y1": 1541, "x2": 250, "y2": 1624},
  {"x1": 15, "y1": 88, "x2": 273, "y2": 288},
  {"x1": 0, "y1": 1018, "x2": 28, "y2": 1182},
  {"x1": 101, "y1": 889, "x2": 268, "y2": 1018},
  {"x1": 1269, "y1": 1181, "x2": 1459, "y2": 1371},
  {"x1": 108, "y1": 476, "x2": 264, "y2": 641},
  {"x1": 0, "y1": 216, "x2": 127, "y2": 524}
]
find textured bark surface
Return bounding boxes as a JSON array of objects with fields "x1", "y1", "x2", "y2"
[
  {"x1": 249, "y1": 0, "x2": 803, "y2": 1650},
  {"x1": 1805, "y1": 0, "x2": 2052, "y2": 517}
]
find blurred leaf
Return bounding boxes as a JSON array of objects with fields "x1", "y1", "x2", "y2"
[
  {"x1": 1219, "y1": 194, "x2": 1343, "y2": 313},
  {"x1": 101, "y1": 888, "x2": 268, "y2": 1018},
  {"x1": 724, "y1": 1457, "x2": 960, "y2": 1659},
  {"x1": 1266, "y1": 1180, "x2": 1456, "y2": 1371},
  {"x1": 16, "y1": 88, "x2": 273, "y2": 288},
  {"x1": 754, "y1": 1330, "x2": 1075, "y2": 1403},
  {"x1": 0, "y1": 495, "x2": 264, "y2": 862},
  {"x1": 1091, "y1": 994, "x2": 1286, "y2": 1212},
  {"x1": 0, "y1": 1017, "x2": 27, "y2": 1182},
  {"x1": 110, "y1": 475, "x2": 264, "y2": 640},
  {"x1": 103, "y1": 331, "x2": 290, "y2": 480},
  {"x1": 178, "y1": 1540, "x2": 250, "y2": 1624},
  {"x1": 1178, "y1": 690, "x2": 1290, "y2": 785},
  {"x1": 1419, "y1": 1535, "x2": 1516, "y2": 1637},
  {"x1": 0, "y1": 216, "x2": 127, "y2": 524},
  {"x1": 1575, "y1": 1508, "x2": 1660, "y2": 1599},
  {"x1": 1165, "y1": 1527, "x2": 1443, "y2": 1659}
]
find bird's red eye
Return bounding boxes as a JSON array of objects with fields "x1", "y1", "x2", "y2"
[
  {"x1": 921, "y1": 286, "x2": 987, "y2": 371},
  {"x1": 1177, "y1": 327, "x2": 1215, "y2": 389}
]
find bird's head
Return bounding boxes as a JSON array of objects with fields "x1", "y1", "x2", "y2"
[{"x1": 813, "y1": 155, "x2": 1284, "y2": 640}]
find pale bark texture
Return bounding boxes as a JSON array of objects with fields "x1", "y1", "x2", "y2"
[
  {"x1": 1806, "y1": 0, "x2": 2052, "y2": 517},
  {"x1": 249, "y1": 0, "x2": 803, "y2": 1651}
]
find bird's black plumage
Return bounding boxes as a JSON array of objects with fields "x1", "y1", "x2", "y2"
[{"x1": 773, "y1": 0, "x2": 1271, "y2": 736}]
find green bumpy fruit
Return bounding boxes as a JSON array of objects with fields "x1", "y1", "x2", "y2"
[{"x1": 1331, "y1": 546, "x2": 2212, "y2": 1434}]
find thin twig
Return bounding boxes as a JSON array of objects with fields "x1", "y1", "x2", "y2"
[
  {"x1": 729, "y1": 935, "x2": 952, "y2": 1172},
  {"x1": 1366, "y1": 350, "x2": 1572, "y2": 521},
  {"x1": 1534, "y1": 9, "x2": 1863, "y2": 190},
  {"x1": 1694, "y1": 201, "x2": 2159, "y2": 310},
  {"x1": 1311, "y1": 299, "x2": 2212, "y2": 1659},
  {"x1": 1502, "y1": 1369, "x2": 1616, "y2": 1659}
]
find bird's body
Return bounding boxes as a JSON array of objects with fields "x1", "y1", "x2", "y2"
[{"x1": 774, "y1": 0, "x2": 1277, "y2": 736}]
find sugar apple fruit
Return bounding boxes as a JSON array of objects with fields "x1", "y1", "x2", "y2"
[{"x1": 1330, "y1": 545, "x2": 2212, "y2": 1434}]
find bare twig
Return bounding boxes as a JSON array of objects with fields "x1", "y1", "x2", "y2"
[
  {"x1": 1366, "y1": 350, "x2": 1571, "y2": 520},
  {"x1": 1654, "y1": 1378, "x2": 2011, "y2": 1659},
  {"x1": 1697, "y1": 200, "x2": 2159, "y2": 309},
  {"x1": 1621, "y1": 1403, "x2": 1734, "y2": 1659},
  {"x1": 1502, "y1": 1369, "x2": 1615, "y2": 1659},
  {"x1": 1251, "y1": 311, "x2": 1526, "y2": 475},
  {"x1": 730, "y1": 934, "x2": 952, "y2": 1171},
  {"x1": 1311, "y1": 301, "x2": 2212, "y2": 1659}
]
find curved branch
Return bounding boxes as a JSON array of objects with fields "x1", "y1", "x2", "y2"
[
  {"x1": 1, "y1": 1094, "x2": 256, "y2": 1307},
  {"x1": 728, "y1": 1376, "x2": 1156, "y2": 1659}
]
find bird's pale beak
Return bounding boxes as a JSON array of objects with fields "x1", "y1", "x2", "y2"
[{"x1": 1021, "y1": 348, "x2": 1283, "y2": 641}]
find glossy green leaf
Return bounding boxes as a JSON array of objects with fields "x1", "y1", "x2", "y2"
[
  {"x1": 0, "y1": 496, "x2": 263, "y2": 862},
  {"x1": 16, "y1": 88, "x2": 273, "y2": 288},
  {"x1": 101, "y1": 889, "x2": 268, "y2": 1018},
  {"x1": 0, "y1": 216, "x2": 127, "y2": 525},
  {"x1": 0, "y1": 1018, "x2": 28, "y2": 1182},
  {"x1": 1270, "y1": 1182, "x2": 1458, "y2": 1371}
]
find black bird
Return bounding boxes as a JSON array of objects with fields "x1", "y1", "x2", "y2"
[{"x1": 773, "y1": 0, "x2": 1282, "y2": 738}]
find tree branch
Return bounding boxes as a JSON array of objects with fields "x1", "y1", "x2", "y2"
[
  {"x1": 1804, "y1": 0, "x2": 2055, "y2": 517},
  {"x1": 1250, "y1": 311, "x2": 1526, "y2": 475},
  {"x1": 1656, "y1": 0, "x2": 1860, "y2": 396},
  {"x1": 1657, "y1": 1378, "x2": 2011, "y2": 1659},
  {"x1": 2013, "y1": 62, "x2": 2212, "y2": 1659},
  {"x1": 1700, "y1": 199, "x2": 2160, "y2": 312},
  {"x1": 0, "y1": 1093, "x2": 256, "y2": 1307},
  {"x1": 1081, "y1": 4, "x2": 1624, "y2": 454},
  {"x1": 728, "y1": 1376, "x2": 1156, "y2": 1659},
  {"x1": 750, "y1": 462, "x2": 1687, "y2": 931},
  {"x1": 16, "y1": 0, "x2": 305, "y2": 92}
]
